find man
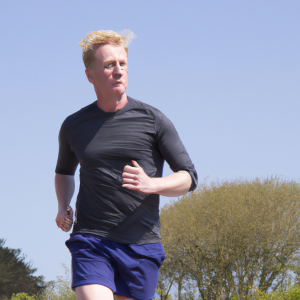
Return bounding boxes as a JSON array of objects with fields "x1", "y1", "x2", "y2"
[{"x1": 55, "y1": 30, "x2": 197, "y2": 300}]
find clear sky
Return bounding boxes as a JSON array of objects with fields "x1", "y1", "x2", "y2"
[{"x1": 0, "y1": 0, "x2": 299, "y2": 282}]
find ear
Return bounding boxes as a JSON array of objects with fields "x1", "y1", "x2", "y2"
[{"x1": 85, "y1": 68, "x2": 94, "y2": 84}]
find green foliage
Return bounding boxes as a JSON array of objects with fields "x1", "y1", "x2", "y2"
[
  {"x1": 250, "y1": 284, "x2": 300, "y2": 300},
  {"x1": 0, "y1": 239, "x2": 46, "y2": 299},
  {"x1": 10, "y1": 293, "x2": 36, "y2": 300},
  {"x1": 160, "y1": 178, "x2": 300, "y2": 300},
  {"x1": 156, "y1": 271, "x2": 175, "y2": 300},
  {"x1": 283, "y1": 285, "x2": 300, "y2": 300},
  {"x1": 39, "y1": 264, "x2": 75, "y2": 300},
  {"x1": 177, "y1": 281, "x2": 200, "y2": 300},
  {"x1": 7, "y1": 265, "x2": 75, "y2": 300}
]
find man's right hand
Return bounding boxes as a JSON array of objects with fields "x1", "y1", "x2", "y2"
[{"x1": 55, "y1": 206, "x2": 74, "y2": 232}]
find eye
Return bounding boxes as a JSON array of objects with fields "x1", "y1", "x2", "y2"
[
  {"x1": 104, "y1": 62, "x2": 115, "y2": 69},
  {"x1": 120, "y1": 62, "x2": 127, "y2": 67}
]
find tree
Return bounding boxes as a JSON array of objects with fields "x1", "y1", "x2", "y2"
[
  {"x1": 9, "y1": 265, "x2": 75, "y2": 300},
  {"x1": 160, "y1": 178, "x2": 300, "y2": 300},
  {"x1": 39, "y1": 264, "x2": 75, "y2": 300},
  {"x1": 156, "y1": 265, "x2": 175, "y2": 300},
  {"x1": 0, "y1": 239, "x2": 46, "y2": 299}
]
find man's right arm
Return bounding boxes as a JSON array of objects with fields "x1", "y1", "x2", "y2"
[
  {"x1": 55, "y1": 174, "x2": 75, "y2": 232},
  {"x1": 55, "y1": 123, "x2": 79, "y2": 232}
]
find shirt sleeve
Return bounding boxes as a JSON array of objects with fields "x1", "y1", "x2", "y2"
[
  {"x1": 156, "y1": 113, "x2": 198, "y2": 191},
  {"x1": 55, "y1": 123, "x2": 79, "y2": 175}
]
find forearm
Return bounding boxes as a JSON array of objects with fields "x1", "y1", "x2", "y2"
[
  {"x1": 55, "y1": 174, "x2": 75, "y2": 210},
  {"x1": 152, "y1": 171, "x2": 192, "y2": 197}
]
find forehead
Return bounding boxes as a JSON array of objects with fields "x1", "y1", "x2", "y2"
[{"x1": 94, "y1": 44, "x2": 128, "y2": 62}]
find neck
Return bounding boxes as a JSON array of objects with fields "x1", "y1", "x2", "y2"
[{"x1": 96, "y1": 93, "x2": 128, "y2": 112}]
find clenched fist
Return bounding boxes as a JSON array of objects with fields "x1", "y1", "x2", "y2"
[{"x1": 56, "y1": 206, "x2": 74, "y2": 232}]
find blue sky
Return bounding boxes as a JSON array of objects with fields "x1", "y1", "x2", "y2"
[{"x1": 0, "y1": 0, "x2": 299, "y2": 282}]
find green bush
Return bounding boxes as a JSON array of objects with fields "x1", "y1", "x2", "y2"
[
  {"x1": 240, "y1": 285, "x2": 300, "y2": 300},
  {"x1": 10, "y1": 293, "x2": 36, "y2": 300},
  {"x1": 160, "y1": 178, "x2": 300, "y2": 299},
  {"x1": 262, "y1": 285, "x2": 300, "y2": 300},
  {"x1": 39, "y1": 264, "x2": 75, "y2": 300}
]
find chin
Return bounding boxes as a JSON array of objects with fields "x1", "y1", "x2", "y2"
[{"x1": 112, "y1": 86, "x2": 126, "y2": 94}]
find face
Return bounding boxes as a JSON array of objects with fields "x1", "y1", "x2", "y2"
[{"x1": 85, "y1": 44, "x2": 128, "y2": 97}]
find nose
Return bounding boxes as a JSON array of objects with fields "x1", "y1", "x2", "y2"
[{"x1": 113, "y1": 62, "x2": 123, "y2": 77}]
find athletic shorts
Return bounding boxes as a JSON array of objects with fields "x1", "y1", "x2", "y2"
[{"x1": 65, "y1": 233, "x2": 165, "y2": 300}]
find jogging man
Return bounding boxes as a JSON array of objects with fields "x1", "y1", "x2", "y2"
[{"x1": 55, "y1": 30, "x2": 198, "y2": 300}]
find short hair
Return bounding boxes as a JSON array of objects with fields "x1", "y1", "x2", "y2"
[{"x1": 79, "y1": 30, "x2": 135, "y2": 69}]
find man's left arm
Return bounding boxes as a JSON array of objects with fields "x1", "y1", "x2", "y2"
[
  {"x1": 123, "y1": 112, "x2": 197, "y2": 197},
  {"x1": 122, "y1": 160, "x2": 192, "y2": 197}
]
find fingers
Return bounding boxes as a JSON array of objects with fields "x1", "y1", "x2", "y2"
[
  {"x1": 62, "y1": 216, "x2": 73, "y2": 231},
  {"x1": 56, "y1": 207, "x2": 74, "y2": 232},
  {"x1": 122, "y1": 172, "x2": 137, "y2": 179},
  {"x1": 123, "y1": 165, "x2": 139, "y2": 174},
  {"x1": 132, "y1": 160, "x2": 140, "y2": 168},
  {"x1": 123, "y1": 160, "x2": 143, "y2": 173},
  {"x1": 60, "y1": 223, "x2": 72, "y2": 232},
  {"x1": 122, "y1": 161, "x2": 148, "y2": 194},
  {"x1": 58, "y1": 219, "x2": 73, "y2": 232},
  {"x1": 67, "y1": 206, "x2": 74, "y2": 218},
  {"x1": 64, "y1": 217, "x2": 73, "y2": 225},
  {"x1": 122, "y1": 178, "x2": 136, "y2": 184},
  {"x1": 122, "y1": 184, "x2": 138, "y2": 190}
]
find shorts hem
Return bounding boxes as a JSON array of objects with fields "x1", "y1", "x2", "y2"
[{"x1": 72, "y1": 281, "x2": 115, "y2": 293}]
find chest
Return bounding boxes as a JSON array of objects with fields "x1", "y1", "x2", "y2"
[{"x1": 67, "y1": 113, "x2": 157, "y2": 166}]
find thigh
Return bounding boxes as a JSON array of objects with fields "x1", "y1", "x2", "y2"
[
  {"x1": 114, "y1": 243, "x2": 165, "y2": 300},
  {"x1": 66, "y1": 234, "x2": 116, "y2": 291},
  {"x1": 75, "y1": 284, "x2": 114, "y2": 300}
]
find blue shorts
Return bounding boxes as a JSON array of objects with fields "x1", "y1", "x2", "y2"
[{"x1": 65, "y1": 234, "x2": 165, "y2": 300}]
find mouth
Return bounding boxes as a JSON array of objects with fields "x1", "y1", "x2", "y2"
[{"x1": 113, "y1": 81, "x2": 122, "y2": 85}]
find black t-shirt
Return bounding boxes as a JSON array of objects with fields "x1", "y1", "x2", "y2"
[{"x1": 56, "y1": 97, "x2": 198, "y2": 244}]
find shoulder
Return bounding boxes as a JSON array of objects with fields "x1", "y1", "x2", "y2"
[
  {"x1": 128, "y1": 96, "x2": 166, "y2": 119},
  {"x1": 128, "y1": 97, "x2": 175, "y2": 133},
  {"x1": 61, "y1": 101, "x2": 97, "y2": 130}
]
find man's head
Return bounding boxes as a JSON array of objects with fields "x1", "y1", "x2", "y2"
[
  {"x1": 79, "y1": 30, "x2": 135, "y2": 70},
  {"x1": 80, "y1": 30, "x2": 135, "y2": 102}
]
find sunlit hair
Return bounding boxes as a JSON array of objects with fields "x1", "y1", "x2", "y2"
[{"x1": 79, "y1": 30, "x2": 136, "y2": 69}]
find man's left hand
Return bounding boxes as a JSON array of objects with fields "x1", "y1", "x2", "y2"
[{"x1": 122, "y1": 160, "x2": 155, "y2": 194}]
